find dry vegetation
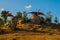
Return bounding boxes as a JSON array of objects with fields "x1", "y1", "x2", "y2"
[
  {"x1": 0, "y1": 24, "x2": 60, "y2": 40},
  {"x1": 0, "y1": 31, "x2": 60, "y2": 40},
  {"x1": 0, "y1": 9, "x2": 60, "y2": 40}
]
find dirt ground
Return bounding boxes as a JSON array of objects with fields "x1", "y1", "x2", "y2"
[{"x1": 0, "y1": 31, "x2": 60, "y2": 40}]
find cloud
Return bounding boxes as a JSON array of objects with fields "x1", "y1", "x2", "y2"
[
  {"x1": 25, "y1": 5, "x2": 32, "y2": 9},
  {"x1": 0, "y1": 8, "x2": 5, "y2": 11}
]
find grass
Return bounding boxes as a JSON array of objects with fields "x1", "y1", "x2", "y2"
[
  {"x1": 0, "y1": 31, "x2": 60, "y2": 40},
  {"x1": 0, "y1": 23, "x2": 60, "y2": 40}
]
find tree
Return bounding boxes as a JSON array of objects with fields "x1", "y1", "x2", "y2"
[
  {"x1": 45, "y1": 11, "x2": 52, "y2": 24},
  {"x1": 0, "y1": 18, "x2": 4, "y2": 30},
  {"x1": 7, "y1": 20, "x2": 11, "y2": 24},
  {"x1": 54, "y1": 16, "x2": 59, "y2": 25},
  {"x1": 16, "y1": 12, "x2": 22, "y2": 20},
  {"x1": 22, "y1": 11, "x2": 28, "y2": 23},
  {"x1": 1, "y1": 10, "x2": 8, "y2": 23},
  {"x1": 23, "y1": 11, "x2": 27, "y2": 18}
]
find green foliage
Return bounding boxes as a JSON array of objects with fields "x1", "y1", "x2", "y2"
[
  {"x1": 0, "y1": 18, "x2": 4, "y2": 29},
  {"x1": 46, "y1": 11, "x2": 52, "y2": 19},
  {"x1": 45, "y1": 11, "x2": 52, "y2": 23},
  {"x1": 7, "y1": 20, "x2": 11, "y2": 24},
  {"x1": 23, "y1": 11, "x2": 27, "y2": 18},
  {"x1": 1, "y1": 10, "x2": 8, "y2": 23},
  {"x1": 22, "y1": 11, "x2": 28, "y2": 20},
  {"x1": 16, "y1": 12, "x2": 22, "y2": 20},
  {"x1": 54, "y1": 16, "x2": 59, "y2": 24}
]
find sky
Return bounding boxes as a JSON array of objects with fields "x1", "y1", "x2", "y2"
[{"x1": 0, "y1": 0, "x2": 60, "y2": 22}]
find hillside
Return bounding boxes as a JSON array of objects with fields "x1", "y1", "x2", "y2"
[{"x1": 0, "y1": 31, "x2": 60, "y2": 40}]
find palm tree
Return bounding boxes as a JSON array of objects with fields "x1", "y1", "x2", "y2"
[
  {"x1": 23, "y1": 11, "x2": 27, "y2": 18},
  {"x1": 7, "y1": 20, "x2": 11, "y2": 24},
  {"x1": 1, "y1": 10, "x2": 8, "y2": 23},
  {"x1": 54, "y1": 16, "x2": 59, "y2": 25},
  {"x1": 45, "y1": 11, "x2": 52, "y2": 24},
  {"x1": 0, "y1": 18, "x2": 4, "y2": 30},
  {"x1": 16, "y1": 12, "x2": 22, "y2": 20},
  {"x1": 22, "y1": 11, "x2": 28, "y2": 23}
]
